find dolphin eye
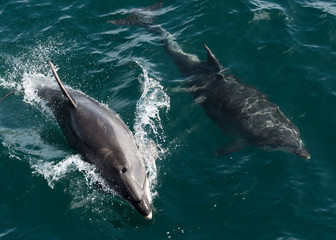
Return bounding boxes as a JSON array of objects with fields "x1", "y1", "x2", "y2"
[{"x1": 121, "y1": 167, "x2": 127, "y2": 173}]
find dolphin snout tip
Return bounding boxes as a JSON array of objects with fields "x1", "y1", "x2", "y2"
[
  {"x1": 144, "y1": 211, "x2": 153, "y2": 220},
  {"x1": 132, "y1": 192, "x2": 153, "y2": 219}
]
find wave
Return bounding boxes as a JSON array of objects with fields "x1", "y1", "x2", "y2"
[{"x1": 303, "y1": 1, "x2": 336, "y2": 17}]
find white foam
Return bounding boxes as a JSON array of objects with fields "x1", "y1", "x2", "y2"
[
  {"x1": 32, "y1": 154, "x2": 114, "y2": 193},
  {"x1": 133, "y1": 62, "x2": 170, "y2": 200}
]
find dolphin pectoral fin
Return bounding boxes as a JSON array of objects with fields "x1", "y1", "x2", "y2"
[
  {"x1": 48, "y1": 61, "x2": 77, "y2": 108},
  {"x1": 203, "y1": 43, "x2": 223, "y2": 73},
  {"x1": 107, "y1": 1, "x2": 163, "y2": 26},
  {"x1": 215, "y1": 140, "x2": 247, "y2": 156}
]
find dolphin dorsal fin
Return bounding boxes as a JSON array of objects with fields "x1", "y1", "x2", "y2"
[
  {"x1": 203, "y1": 43, "x2": 222, "y2": 73},
  {"x1": 48, "y1": 61, "x2": 77, "y2": 108}
]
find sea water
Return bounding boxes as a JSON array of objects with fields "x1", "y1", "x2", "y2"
[{"x1": 0, "y1": 0, "x2": 335, "y2": 239}]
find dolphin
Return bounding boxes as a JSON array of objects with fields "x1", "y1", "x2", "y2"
[
  {"x1": 38, "y1": 61, "x2": 153, "y2": 219},
  {"x1": 109, "y1": 2, "x2": 310, "y2": 159}
]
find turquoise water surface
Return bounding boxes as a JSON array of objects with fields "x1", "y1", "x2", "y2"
[{"x1": 0, "y1": 0, "x2": 336, "y2": 239}]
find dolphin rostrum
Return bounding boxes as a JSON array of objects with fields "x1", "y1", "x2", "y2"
[
  {"x1": 109, "y1": 2, "x2": 310, "y2": 159},
  {"x1": 38, "y1": 61, "x2": 153, "y2": 219}
]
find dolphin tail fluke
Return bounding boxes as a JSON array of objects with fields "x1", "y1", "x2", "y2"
[
  {"x1": 107, "y1": 1, "x2": 163, "y2": 27},
  {"x1": 48, "y1": 61, "x2": 77, "y2": 108}
]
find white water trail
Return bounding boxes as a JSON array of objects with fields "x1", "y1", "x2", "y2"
[{"x1": 133, "y1": 62, "x2": 170, "y2": 201}]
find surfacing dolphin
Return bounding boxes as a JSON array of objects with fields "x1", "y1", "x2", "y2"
[
  {"x1": 109, "y1": 2, "x2": 310, "y2": 159},
  {"x1": 38, "y1": 61, "x2": 153, "y2": 219}
]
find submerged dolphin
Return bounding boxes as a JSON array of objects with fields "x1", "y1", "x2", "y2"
[
  {"x1": 109, "y1": 2, "x2": 310, "y2": 159},
  {"x1": 38, "y1": 61, "x2": 152, "y2": 219}
]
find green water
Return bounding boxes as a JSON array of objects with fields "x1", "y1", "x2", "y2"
[{"x1": 0, "y1": 0, "x2": 336, "y2": 239}]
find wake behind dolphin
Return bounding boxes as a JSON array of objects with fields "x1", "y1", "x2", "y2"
[
  {"x1": 38, "y1": 61, "x2": 152, "y2": 219},
  {"x1": 109, "y1": 2, "x2": 310, "y2": 159}
]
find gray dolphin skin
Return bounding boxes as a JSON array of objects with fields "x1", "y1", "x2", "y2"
[
  {"x1": 109, "y1": 1, "x2": 310, "y2": 159},
  {"x1": 38, "y1": 61, "x2": 152, "y2": 219}
]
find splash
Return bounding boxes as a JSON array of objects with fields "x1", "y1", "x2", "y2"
[
  {"x1": 0, "y1": 42, "x2": 170, "y2": 206},
  {"x1": 0, "y1": 43, "x2": 115, "y2": 195},
  {"x1": 32, "y1": 154, "x2": 113, "y2": 194},
  {"x1": 133, "y1": 62, "x2": 170, "y2": 200},
  {"x1": 0, "y1": 39, "x2": 64, "y2": 104}
]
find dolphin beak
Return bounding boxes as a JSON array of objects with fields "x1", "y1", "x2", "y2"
[
  {"x1": 121, "y1": 174, "x2": 153, "y2": 219},
  {"x1": 132, "y1": 192, "x2": 153, "y2": 220},
  {"x1": 145, "y1": 211, "x2": 153, "y2": 220}
]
